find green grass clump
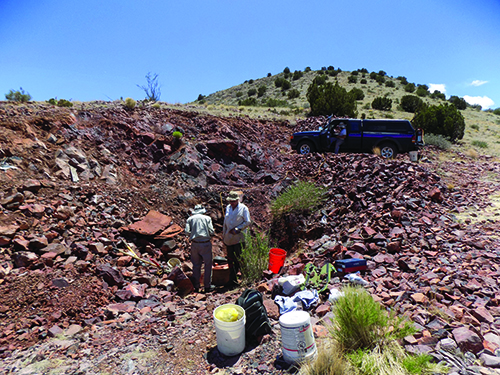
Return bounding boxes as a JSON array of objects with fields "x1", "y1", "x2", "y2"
[
  {"x1": 172, "y1": 131, "x2": 183, "y2": 139},
  {"x1": 424, "y1": 133, "x2": 452, "y2": 150},
  {"x1": 299, "y1": 286, "x2": 448, "y2": 375},
  {"x1": 330, "y1": 287, "x2": 415, "y2": 351},
  {"x1": 238, "y1": 230, "x2": 271, "y2": 285},
  {"x1": 471, "y1": 139, "x2": 488, "y2": 148},
  {"x1": 270, "y1": 180, "x2": 327, "y2": 217},
  {"x1": 124, "y1": 97, "x2": 136, "y2": 109}
]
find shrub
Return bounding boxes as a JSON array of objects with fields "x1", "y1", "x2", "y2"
[
  {"x1": 197, "y1": 94, "x2": 205, "y2": 101},
  {"x1": 267, "y1": 72, "x2": 272, "y2": 77},
  {"x1": 424, "y1": 133, "x2": 452, "y2": 150},
  {"x1": 385, "y1": 80, "x2": 395, "y2": 88},
  {"x1": 293, "y1": 70, "x2": 303, "y2": 80},
  {"x1": 239, "y1": 97, "x2": 258, "y2": 106},
  {"x1": 327, "y1": 69, "x2": 339, "y2": 77},
  {"x1": 264, "y1": 98, "x2": 288, "y2": 107},
  {"x1": 287, "y1": 88, "x2": 300, "y2": 99},
  {"x1": 330, "y1": 286, "x2": 416, "y2": 351},
  {"x1": 369, "y1": 72, "x2": 377, "y2": 80},
  {"x1": 397, "y1": 76, "x2": 408, "y2": 85},
  {"x1": 281, "y1": 80, "x2": 291, "y2": 91},
  {"x1": 124, "y1": 97, "x2": 136, "y2": 109},
  {"x1": 375, "y1": 75, "x2": 386, "y2": 85},
  {"x1": 274, "y1": 77, "x2": 285, "y2": 88},
  {"x1": 360, "y1": 79, "x2": 367, "y2": 84},
  {"x1": 172, "y1": 131, "x2": 183, "y2": 139},
  {"x1": 137, "y1": 72, "x2": 161, "y2": 102},
  {"x1": 430, "y1": 90, "x2": 446, "y2": 100},
  {"x1": 283, "y1": 67, "x2": 290, "y2": 74},
  {"x1": 404, "y1": 83, "x2": 416, "y2": 93},
  {"x1": 351, "y1": 71, "x2": 358, "y2": 76},
  {"x1": 248, "y1": 79, "x2": 254, "y2": 84},
  {"x1": 472, "y1": 140, "x2": 488, "y2": 148},
  {"x1": 238, "y1": 230, "x2": 271, "y2": 285},
  {"x1": 236, "y1": 91, "x2": 243, "y2": 98},
  {"x1": 313, "y1": 75, "x2": 327, "y2": 85},
  {"x1": 371, "y1": 96, "x2": 392, "y2": 111},
  {"x1": 307, "y1": 81, "x2": 357, "y2": 117},
  {"x1": 448, "y1": 95, "x2": 467, "y2": 110},
  {"x1": 412, "y1": 103, "x2": 465, "y2": 141},
  {"x1": 349, "y1": 88, "x2": 364, "y2": 101},
  {"x1": 358, "y1": 68, "x2": 368, "y2": 74},
  {"x1": 247, "y1": 88, "x2": 257, "y2": 96},
  {"x1": 270, "y1": 180, "x2": 327, "y2": 217},
  {"x1": 48, "y1": 98, "x2": 73, "y2": 107},
  {"x1": 305, "y1": 66, "x2": 311, "y2": 72},
  {"x1": 493, "y1": 108, "x2": 500, "y2": 115},
  {"x1": 400, "y1": 95, "x2": 424, "y2": 113},
  {"x1": 416, "y1": 85, "x2": 429, "y2": 97},
  {"x1": 257, "y1": 85, "x2": 267, "y2": 97},
  {"x1": 470, "y1": 124, "x2": 479, "y2": 130},
  {"x1": 348, "y1": 76, "x2": 357, "y2": 84},
  {"x1": 5, "y1": 87, "x2": 31, "y2": 102}
]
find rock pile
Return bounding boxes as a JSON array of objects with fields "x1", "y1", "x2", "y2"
[{"x1": 1, "y1": 102, "x2": 500, "y2": 374}]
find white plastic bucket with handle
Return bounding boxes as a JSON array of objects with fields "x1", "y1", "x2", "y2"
[
  {"x1": 213, "y1": 304, "x2": 246, "y2": 356},
  {"x1": 409, "y1": 151, "x2": 418, "y2": 162},
  {"x1": 279, "y1": 310, "x2": 317, "y2": 364}
]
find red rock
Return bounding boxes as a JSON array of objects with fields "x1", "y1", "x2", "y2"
[
  {"x1": 312, "y1": 325, "x2": 329, "y2": 338},
  {"x1": 262, "y1": 299, "x2": 279, "y2": 320},
  {"x1": 121, "y1": 210, "x2": 172, "y2": 236},
  {"x1": 452, "y1": 326, "x2": 483, "y2": 354},
  {"x1": 315, "y1": 304, "x2": 331, "y2": 317},
  {"x1": 472, "y1": 306, "x2": 494, "y2": 324},
  {"x1": 386, "y1": 241, "x2": 401, "y2": 253},
  {"x1": 411, "y1": 293, "x2": 428, "y2": 304}
]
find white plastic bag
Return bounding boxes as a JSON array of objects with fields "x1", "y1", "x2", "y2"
[
  {"x1": 344, "y1": 273, "x2": 369, "y2": 286},
  {"x1": 278, "y1": 274, "x2": 305, "y2": 295}
]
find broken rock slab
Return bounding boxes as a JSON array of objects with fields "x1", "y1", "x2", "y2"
[{"x1": 120, "y1": 210, "x2": 172, "y2": 236}]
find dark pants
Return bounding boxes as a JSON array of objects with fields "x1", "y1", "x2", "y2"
[{"x1": 226, "y1": 243, "x2": 243, "y2": 283}]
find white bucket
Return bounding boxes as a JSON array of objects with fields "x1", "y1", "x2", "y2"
[
  {"x1": 213, "y1": 304, "x2": 246, "y2": 356},
  {"x1": 279, "y1": 310, "x2": 317, "y2": 364},
  {"x1": 409, "y1": 151, "x2": 418, "y2": 162}
]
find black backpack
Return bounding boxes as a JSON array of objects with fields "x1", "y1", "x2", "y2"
[{"x1": 236, "y1": 289, "x2": 272, "y2": 340}]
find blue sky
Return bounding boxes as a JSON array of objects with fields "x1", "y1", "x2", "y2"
[{"x1": 1, "y1": 0, "x2": 499, "y2": 109}]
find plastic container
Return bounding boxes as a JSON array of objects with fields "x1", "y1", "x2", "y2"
[
  {"x1": 409, "y1": 151, "x2": 418, "y2": 162},
  {"x1": 279, "y1": 310, "x2": 317, "y2": 364},
  {"x1": 167, "y1": 257, "x2": 181, "y2": 270},
  {"x1": 269, "y1": 248, "x2": 287, "y2": 274},
  {"x1": 213, "y1": 304, "x2": 246, "y2": 356}
]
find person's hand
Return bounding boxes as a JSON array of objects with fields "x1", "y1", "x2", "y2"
[{"x1": 230, "y1": 228, "x2": 240, "y2": 235}]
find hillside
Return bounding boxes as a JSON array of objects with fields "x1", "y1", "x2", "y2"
[
  {"x1": 196, "y1": 67, "x2": 500, "y2": 157},
  {"x1": 1, "y1": 101, "x2": 500, "y2": 374}
]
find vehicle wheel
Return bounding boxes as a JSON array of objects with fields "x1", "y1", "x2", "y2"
[
  {"x1": 379, "y1": 143, "x2": 398, "y2": 159},
  {"x1": 298, "y1": 141, "x2": 315, "y2": 155}
]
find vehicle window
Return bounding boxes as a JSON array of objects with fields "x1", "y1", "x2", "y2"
[
  {"x1": 364, "y1": 121, "x2": 412, "y2": 133},
  {"x1": 349, "y1": 120, "x2": 361, "y2": 133}
]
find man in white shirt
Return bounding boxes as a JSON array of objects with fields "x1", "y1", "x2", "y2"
[
  {"x1": 185, "y1": 204, "x2": 215, "y2": 293},
  {"x1": 223, "y1": 191, "x2": 251, "y2": 287}
]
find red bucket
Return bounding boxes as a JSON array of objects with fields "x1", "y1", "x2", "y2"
[{"x1": 268, "y1": 248, "x2": 287, "y2": 274}]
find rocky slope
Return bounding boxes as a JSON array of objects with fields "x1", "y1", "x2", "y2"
[{"x1": 1, "y1": 101, "x2": 500, "y2": 374}]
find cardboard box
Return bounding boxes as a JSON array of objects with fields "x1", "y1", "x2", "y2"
[{"x1": 335, "y1": 258, "x2": 367, "y2": 273}]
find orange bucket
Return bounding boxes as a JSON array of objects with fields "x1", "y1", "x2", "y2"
[{"x1": 268, "y1": 248, "x2": 287, "y2": 274}]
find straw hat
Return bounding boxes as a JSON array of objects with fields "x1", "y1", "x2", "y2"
[
  {"x1": 191, "y1": 204, "x2": 206, "y2": 214},
  {"x1": 227, "y1": 191, "x2": 240, "y2": 202}
]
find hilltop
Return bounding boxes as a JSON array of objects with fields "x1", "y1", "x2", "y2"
[
  {"x1": 1, "y1": 101, "x2": 500, "y2": 374},
  {"x1": 196, "y1": 67, "x2": 500, "y2": 157}
]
